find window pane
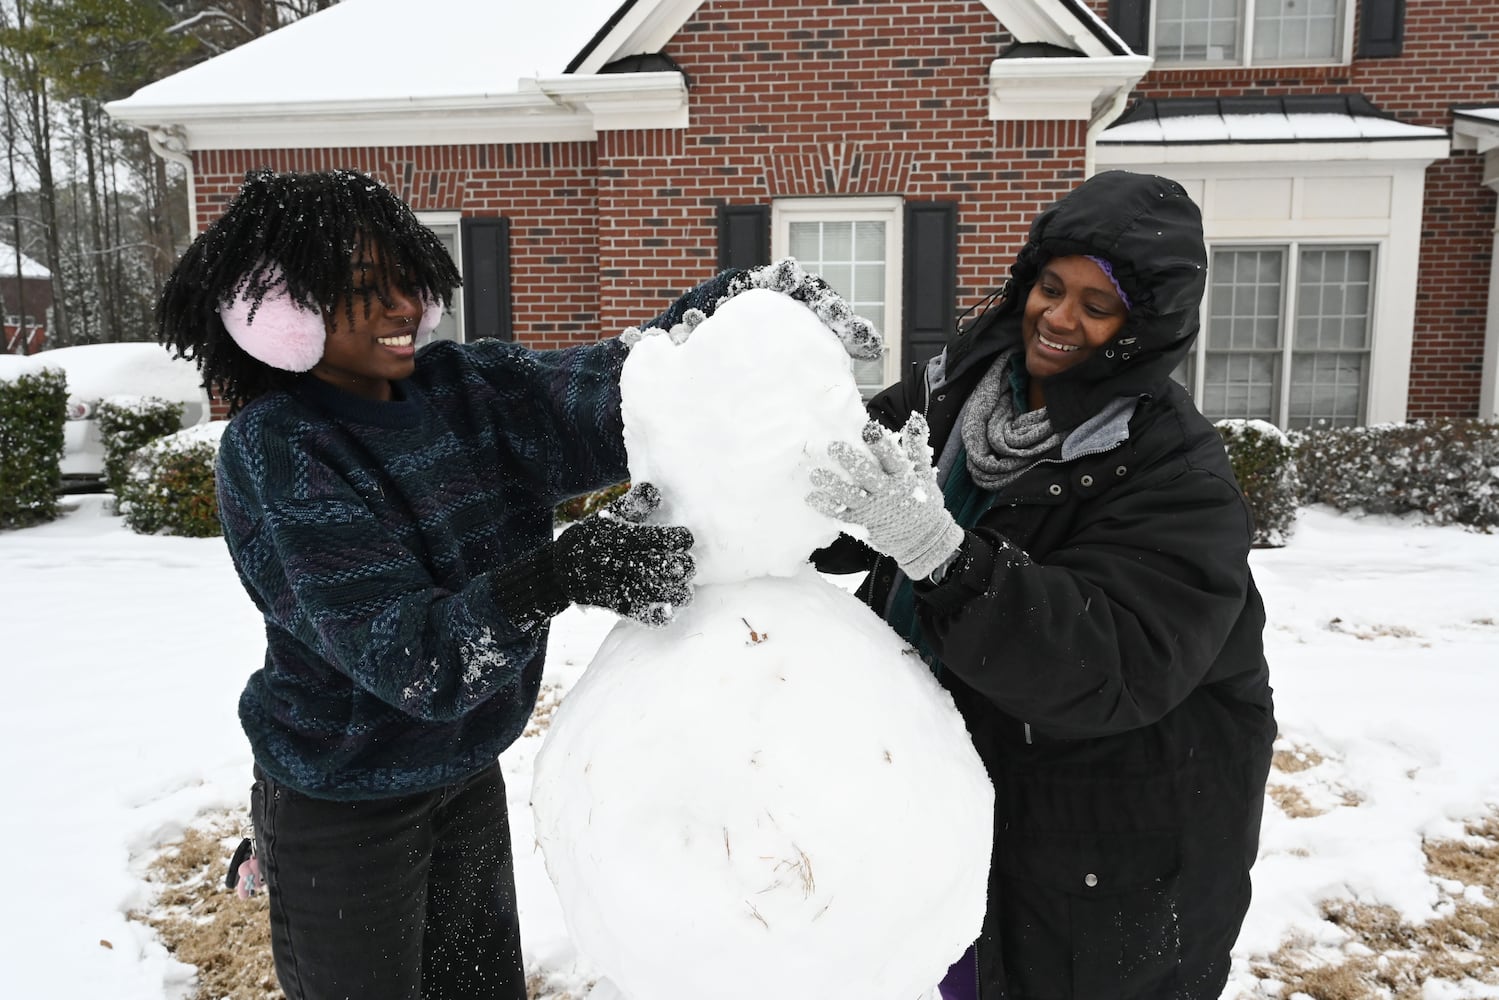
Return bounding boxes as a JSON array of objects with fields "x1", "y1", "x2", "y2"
[
  {"x1": 1156, "y1": 0, "x2": 1241, "y2": 62},
  {"x1": 1288, "y1": 352, "x2": 1365, "y2": 428},
  {"x1": 1297, "y1": 248, "x2": 1372, "y2": 351},
  {"x1": 1202, "y1": 352, "x2": 1278, "y2": 421},
  {"x1": 792, "y1": 219, "x2": 888, "y2": 396},
  {"x1": 425, "y1": 224, "x2": 462, "y2": 343},
  {"x1": 1253, "y1": 0, "x2": 1339, "y2": 61},
  {"x1": 789, "y1": 223, "x2": 820, "y2": 261},
  {"x1": 1209, "y1": 248, "x2": 1283, "y2": 351}
]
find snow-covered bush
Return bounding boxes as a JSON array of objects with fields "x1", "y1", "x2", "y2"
[
  {"x1": 0, "y1": 367, "x2": 66, "y2": 529},
  {"x1": 97, "y1": 396, "x2": 183, "y2": 496},
  {"x1": 554, "y1": 480, "x2": 629, "y2": 525},
  {"x1": 117, "y1": 423, "x2": 226, "y2": 537},
  {"x1": 1295, "y1": 419, "x2": 1499, "y2": 530},
  {"x1": 1216, "y1": 419, "x2": 1300, "y2": 547}
]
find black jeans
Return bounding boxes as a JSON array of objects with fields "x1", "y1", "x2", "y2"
[{"x1": 250, "y1": 763, "x2": 526, "y2": 1000}]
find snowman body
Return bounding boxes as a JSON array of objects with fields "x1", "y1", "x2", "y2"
[{"x1": 531, "y1": 289, "x2": 994, "y2": 1000}]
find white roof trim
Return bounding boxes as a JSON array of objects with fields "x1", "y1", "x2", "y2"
[
  {"x1": 988, "y1": 55, "x2": 1151, "y2": 121},
  {"x1": 978, "y1": 0, "x2": 1124, "y2": 58},
  {"x1": 1096, "y1": 134, "x2": 1451, "y2": 166},
  {"x1": 571, "y1": 0, "x2": 1126, "y2": 74},
  {"x1": 1454, "y1": 110, "x2": 1499, "y2": 155},
  {"x1": 107, "y1": 73, "x2": 688, "y2": 151}
]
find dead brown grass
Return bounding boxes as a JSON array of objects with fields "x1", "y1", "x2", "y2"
[
  {"x1": 1273, "y1": 743, "x2": 1326, "y2": 773},
  {"x1": 132, "y1": 818, "x2": 281, "y2": 1000},
  {"x1": 1248, "y1": 812, "x2": 1499, "y2": 999},
  {"x1": 1267, "y1": 783, "x2": 1325, "y2": 818}
]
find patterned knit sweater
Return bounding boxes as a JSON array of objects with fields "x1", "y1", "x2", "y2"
[{"x1": 216, "y1": 337, "x2": 629, "y2": 799}]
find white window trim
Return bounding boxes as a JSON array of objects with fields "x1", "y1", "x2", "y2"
[
  {"x1": 417, "y1": 211, "x2": 464, "y2": 342},
  {"x1": 1090, "y1": 158, "x2": 1435, "y2": 424},
  {"x1": 1150, "y1": 0, "x2": 1356, "y2": 70},
  {"x1": 1189, "y1": 240, "x2": 1378, "y2": 427},
  {"x1": 771, "y1": 196, "x2": 905, "y2": 389}
]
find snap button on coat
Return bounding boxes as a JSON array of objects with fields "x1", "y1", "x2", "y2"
[
  {"x1": 1048, "y1": 484, "x2": 1062, "y2": 496},
  {"x1": 1084, "y1": 873, "x2": 1098, "y2": 888},
  {"x1": 1080, "y1": 474, "x2": 1094, "y2": 487}
]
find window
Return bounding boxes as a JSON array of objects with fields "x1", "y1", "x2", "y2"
[
  {"x1": 773, "y1": 197, "x2": 903, "y2": 397},
  {"x1": 418, "y1": 212, "x2": 464, "y2": 343},
  {"x1": 1154, "y1": 0, "x2": 1347, "y2": 65},
  {"x1": 1178, "y1": 244, "x2": 1374, "y2": 428}
]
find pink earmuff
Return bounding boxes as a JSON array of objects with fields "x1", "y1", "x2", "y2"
[
  {"x1": 417, "y1": 295, "x2": 443, "y2": 338},
  {"x1": 218, "y1": 265, "x2": 325, "y2": 372}
]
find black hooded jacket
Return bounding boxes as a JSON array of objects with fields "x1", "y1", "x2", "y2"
[{"x1": 824, "y1": 172, "x2": 1276, "y2": 999}]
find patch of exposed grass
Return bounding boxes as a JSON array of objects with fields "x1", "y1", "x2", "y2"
[
  {"x1": 1274, "y1": 743, "x2": 1326, "y2": 774},
  {"x1": 1248, "y1": 812, "x2": 1499, "y2": 998},
  {"x1": 132, "y1": 818, "x2": 281, "y2": 1000}
]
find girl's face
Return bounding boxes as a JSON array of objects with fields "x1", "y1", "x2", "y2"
[
  {"x1": 1021, "y1": 255, "x2": 1129, "y2": 409},
  {"x1": 311, "y1": 244, "x2": 423, "y2": 401}
]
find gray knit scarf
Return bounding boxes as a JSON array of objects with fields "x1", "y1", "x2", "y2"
[{"x1": 960, "y1": 348, "x2": 1062, "y2": 491}]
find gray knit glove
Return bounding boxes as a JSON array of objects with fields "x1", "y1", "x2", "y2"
[{"x1": 806, "y1": 412, "x2": 963, "y2": 581}]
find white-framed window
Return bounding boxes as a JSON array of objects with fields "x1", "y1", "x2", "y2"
[
  {"x1": 1154, "y1": 0, "x2": 1351, "y2": 66},
  {"x1": 772, "y1": 196, "x2": 903, "y2": 396},
  {"x1": 418, "y1": 211, "x2": 464, "y2": 343},
  {"x1": 1178, "y1": 243, "x2": 1375, "y2": 428}
]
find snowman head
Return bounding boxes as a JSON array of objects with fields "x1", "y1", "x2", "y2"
[{"x1": 619, "y1": 287, "x2": 880, "y2": 587}]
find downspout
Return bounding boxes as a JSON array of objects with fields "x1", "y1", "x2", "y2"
[
  {"x1": 1084, "y1": 82, "x2": 1132, "y2": 180},
  {"x1": 146, "y1": 125, "x2": 198, "y2": 238}
]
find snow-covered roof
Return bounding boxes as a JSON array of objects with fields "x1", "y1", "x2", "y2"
[
  {"x1": 106, "y1": 0, "x2": 1129, "y2": 149},
  {"x1": 0, "y1": 242, "x2": 51, "y2": 280},
  {"x1": 1101, "y1": 96, "x2": 1448, "y2": 146},
  {"x1": 1455, "y1": 106, "x2": 1499, "y2": 125}
]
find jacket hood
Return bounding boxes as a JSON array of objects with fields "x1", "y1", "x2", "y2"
[{"x1": 963, "y1": 171, "x2": 1208, "y2": 431}]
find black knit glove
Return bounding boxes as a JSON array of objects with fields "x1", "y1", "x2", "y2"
[{"x1": 555, "y1": 483, "x2": 696, "y2": 627}]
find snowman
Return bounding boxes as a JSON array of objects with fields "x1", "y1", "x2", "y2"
[{"x1": 531, "y1": 262, "x2": 994, "y2": 1000}]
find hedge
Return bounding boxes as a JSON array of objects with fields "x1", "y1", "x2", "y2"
[
  {"x1": 97, "y1": 396, "x2": 184, "y2": 496},
  {"x1": 1216, "y1": 419, "x2": 1300, "y2": 548},
  {"x1": 118, "y1": 425, "x2": 224, "y2": 537},
  {"x1": 0, "y1": 367, "x2": 66, "y2": 529},
  {"x1": 1295, "y1": 419, "x2": 1499, "y2": 530}
]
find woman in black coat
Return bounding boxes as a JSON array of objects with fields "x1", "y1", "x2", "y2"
[{"x1": 808, "y1": 170, "x2": 1276, "y2": 1000}]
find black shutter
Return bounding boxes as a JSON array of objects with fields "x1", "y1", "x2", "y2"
[
  {"x1": 902, "y1": 201, "x2": 957, "y2": 371},
  {"x1": 461, "y1": 217, "x2": 512, "y2": 342},
  {"x1": 1358, "y1": 0, "x2": 1405, "y2": 58},
  {"x1": 1108, "y1": 0, "x2": 1152, "y2": 54},
  {"x1": 716, "y1": 204, "x2": 770, "y2": 271}
]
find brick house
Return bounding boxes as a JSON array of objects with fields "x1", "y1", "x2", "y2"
[
  {"x1": 1, "y1": 242, "x2": 52, "y2": 354},
  {"x1": 106, "y1": 0, "x2": 1499, "y2": 425}
]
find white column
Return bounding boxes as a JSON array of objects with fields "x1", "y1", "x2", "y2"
[{"x1": 1481, "y1": 148, "x2": 1499, "y2": 421}]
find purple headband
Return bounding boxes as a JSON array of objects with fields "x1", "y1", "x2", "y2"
[{"x1": 1084, "y1": 255, "x2": 1132, "y2": 311}]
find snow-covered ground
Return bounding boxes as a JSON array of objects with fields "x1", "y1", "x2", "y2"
[{"x1": 2, "y1": 495, "x2": 1497, "y2": 999}]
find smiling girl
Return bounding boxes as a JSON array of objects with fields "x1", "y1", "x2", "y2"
[{"x1": 156, "y1": 168, "x2": 695, "y2": 1000}]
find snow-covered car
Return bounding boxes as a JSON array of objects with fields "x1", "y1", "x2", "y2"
[{"x1": 25, "y1": 342, "x2": 212, "y2": 490}]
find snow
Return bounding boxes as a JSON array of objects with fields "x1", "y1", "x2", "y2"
[
  {"x1": 111, "y1": 0, "x2": 628, "y2": 110},
  {"x1": 1102, "y1": 111, "x2": 1449, "y2": 145},
  {"x1": 0, "y1": 241, "x2": 51, "y2": 279},
  {"x1": 5, "y1": 496, "x2": 1499, "y2": 997},
  {"x1": 533, "y1": 289, "x2": 992, "y2": 1000},
  {"x1": 18, "y1": 342, "x2": 208, "y2": 408}
]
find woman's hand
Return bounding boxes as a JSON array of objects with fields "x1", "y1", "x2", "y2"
[{"x1": 806, "y1": 412, "x2": 963, "y2": 581}]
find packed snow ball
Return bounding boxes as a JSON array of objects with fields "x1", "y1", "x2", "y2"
[{"x1": 532, "y1": 287, "x2": 994, "y2": 1000}]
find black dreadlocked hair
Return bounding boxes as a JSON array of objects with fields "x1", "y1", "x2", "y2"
[{"x1": 156, "y1": 168, "x2": 463, "y2": 413}]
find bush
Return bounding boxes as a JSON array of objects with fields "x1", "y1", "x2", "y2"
[
  {"x1": 118, "y1": 424, "x2": 224, "y2": 537},
  {"x1": 1216, "y1": 419, "x2": 1300, "y2": 548},
  {"x1": 0, "y1": 367, "x2": 66, "y2": 529},
  {"x1": 555, "y1": 481, "x2": 630, "y2": 525},
  {"x1": 1294, "y1": 419, "x2": 1499, "y2": 530},
  {"x1": 97, "y1": 396, "x2": 184, "y2": 496}
]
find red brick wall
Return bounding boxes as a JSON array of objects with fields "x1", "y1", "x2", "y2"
[
  {"x1": 1083, "y1": 0, "x2": 1499, "y2": 418},
  {"x1": 191, "y1": 0, "x2": 1091, "y2": 355}
]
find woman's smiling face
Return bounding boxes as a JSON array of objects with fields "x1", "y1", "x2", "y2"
[{"x1": 1021, "y1": 255, "x2": 1129, "y2": 407}]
